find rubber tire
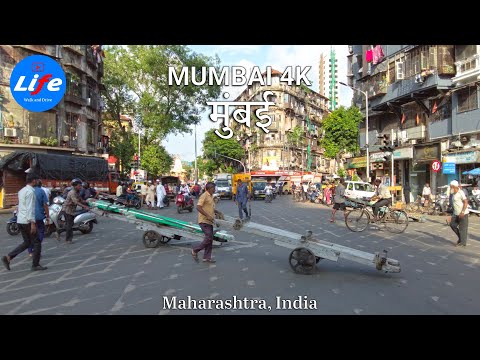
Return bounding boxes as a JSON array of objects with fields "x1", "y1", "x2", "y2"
[
  {"x1": 135, "y1": 201, "x2": 142, "y2": 209},
  {"x1": 6, "y1": 223, "x2": 20, "y2": 236},
  {"x1": 177, "y1": 206, "x2": 182, "y2": 214},
  {"x1": 188, "y1": 207, "x2": 193, "y2": 212},
  {"x1": 79, "y1": 222, "x2": 94, "y2": 234}
]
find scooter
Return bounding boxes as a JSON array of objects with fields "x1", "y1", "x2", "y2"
[
  {"x1": 44, "y1": 196, "x2": 97, "y2": 237},
  {"x1": 6, "y1": 208, "x2": 20, "y2": 236},
  {"x1": 468, "y1": 194, "x2": 480, "y2": 215},
  {"x1": 176, "y1": 193, "x2": 194, "y2": 213}
]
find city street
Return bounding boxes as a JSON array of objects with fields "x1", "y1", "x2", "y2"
[{"x1": 0, "y1": 195, "x2": 480, "y2": 315}]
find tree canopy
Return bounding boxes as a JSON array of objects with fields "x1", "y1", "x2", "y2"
[
  {"x1": 320, "y1": 106, "x2": 363, "y2": 159},
  {"x1": 201, "y1": 129, "x2": 246, "y2": 174}
]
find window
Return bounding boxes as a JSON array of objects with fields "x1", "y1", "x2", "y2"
[
  {"x1": 456, "y1": 45, "x2": 477, "y2": 62},
  {"x1": 457, "y1": 86, "x2": 478, "y2": 113},
  {"x1": 347, "y1": 183, "x2": 353, "y2": 190}
]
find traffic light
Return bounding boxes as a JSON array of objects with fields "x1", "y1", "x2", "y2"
[{"x1": 382, "y1": 134, "x2": 389, "y2": 146}]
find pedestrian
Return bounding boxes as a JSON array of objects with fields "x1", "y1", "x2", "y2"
[
  {"x1": 449, "y1": 180, "x2": 469, "y2": 247},
  {"x1": 191, "y1": 182, "x2": 221, "y2": 263},
  {"x1": 330, "y1": 177, "x2": 347, "y2": 222},
  {"x1": 302, "y1": 182, "x2": 309, "y2": 201},
  {"x1": 27, "y1": 179, "x2": 50, "y2": 257},
  {"x1": 278, "y1": 182, "x2": 283, "y2": 196},
  {"x1": 422, "y1": 183, "x2": 432, "y2": 208},
  {"x1": 156, "y1": 180, "x2": 167, "y2": 209},
  {"x1": 2, "y1": 173, "x2": 48, "y2": 271},
  {"x1": 140, "y1": 181, "x2": 147, "y2": 207},
  {"x1": 403, "y1": 182, "x2": 411, "y2": 205},
  {"x1": 56, "y1": 178, "x2": 89, "y2": 244},
  {"x1": 146, "y1": 180, "x2": 156, "y2": 208},
  {"x1": 116, "y1": 181, "x2": 123, "y2": 197},
  {"x1": 194, "y1": 183, "x2": 201, "y2": 199},
  {"x1": 235, "y1": 179, "x2": 250, "y2": 219}
]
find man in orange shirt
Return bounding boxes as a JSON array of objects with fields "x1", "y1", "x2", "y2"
[{"x1": 191, "y1": 182, "x2": 220, "y2": 263}]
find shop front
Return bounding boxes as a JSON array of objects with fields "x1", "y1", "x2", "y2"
[
  {"x1": 392, "y1": 147, "x2": 413, "y2": 202},
  {"x1": 412, "y1": 144, "x2": 440, "y2": 199},
  {"x1": 442, "y1": 150, "x2": 480, "y2": 185},
  {"x1": 346, "y1": 156, "x2": 367, "y2": 181}
]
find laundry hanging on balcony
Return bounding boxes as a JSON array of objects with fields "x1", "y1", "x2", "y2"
[
  {"x1": 372, "y1": 45, "x2": 385, "y2": 65},
  {"x1": 366, "y1": 49, "x2": 373, "y2": 63}
]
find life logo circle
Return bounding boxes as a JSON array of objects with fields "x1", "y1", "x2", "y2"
[{"x1": 10, "y1": 55, "x2": 66, "y2": 112}]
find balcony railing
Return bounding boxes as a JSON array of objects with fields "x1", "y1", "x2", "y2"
[{"x1": 453, "y1": 54, "x2": 480, "y2": 82}]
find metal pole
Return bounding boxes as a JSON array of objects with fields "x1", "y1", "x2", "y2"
[
  {"x1": 194, "y1": 124, "x2": 198, "y2": 183},
  {"x1": 391, "y1": 128, "x2": 395, "y2": 205},
  {"x1": 365, "y1": 90, "x2": 370, "y2": 183}
]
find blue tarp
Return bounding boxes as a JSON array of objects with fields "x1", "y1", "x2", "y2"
[{"x1": 463, "y1": 168, "x2": 480, "y2": 176}]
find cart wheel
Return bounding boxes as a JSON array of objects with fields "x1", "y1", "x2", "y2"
[
  {"x1": 315, "y1": 256, "x2": 323, "y2": 263},
  {"x1": 289, "y1": 247, "x2": 316, "y2": 275},
  {"x1": 160, "y1": 236, "x2": 171, "y2": 244},
  {"x1": 142, "y1": 231, "x2": 161, "y2": 248}
]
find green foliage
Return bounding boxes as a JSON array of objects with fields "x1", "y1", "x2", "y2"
[
  {"x1": 41, "y1": 137, "x2": 58, "y2": 146},
  {"x1": 183, "y1": 163, "x2": 193, "y2": 181},
  {"x1": 286, "y1": 125, "x2": 304, "y2": 147},
  {"x1": 109, "y1": 131, "x2": 136, "y2": 174},
  {"x1": 337, "y1": 168, "x2": 347, "y2": 178},
  {"x1": 141, "y1": 144, "x2": 173, "y2": 178},
  {"x1": 197, "y1": 156, "x2": 217, "y2": 178},
  {"x1": 202, "y1": 129, "x2": 246, "y2": 172},
  {"x1": 352, "y1": 173, "x2": 360, "y2": 181},
  {"x1": 320, "y1": 106, "x2": 363, "y2": 159}
]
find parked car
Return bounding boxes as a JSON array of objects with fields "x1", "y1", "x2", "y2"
[{"x1": 344, "y1": 181, "x2": 375, "y2": 200}]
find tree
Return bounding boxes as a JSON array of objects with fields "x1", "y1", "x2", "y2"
[
  {"x1": 140, "y1": 144, "x2": 173, "y2": 178},
  {"x1": 197, "y1": 156, "x2": 217, "y2": 178},
  {"x1": 202, "y1": 129, "x2": 246, "y2": 173},
  {"x1": 183, "y1": 163, "x2": 193, "y2": 181},
  {"x1": 320, "y1": 106, "x2": 363, "y2": 164}
]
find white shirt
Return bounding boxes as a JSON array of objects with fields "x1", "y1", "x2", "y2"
[
  {"x1": 422, "y1": 186, "x2": 432, "y2": 196},
  {"x1": 376, "y1": 184, "x2": 391, "y2": 199},
  {"x1": 17, "y1": 185, "x2": 36, "y2": 224},
  {"x1": 264, "y1": 185, "x2": 273, "y2": 195},
  {"x1": 156, "y1": 184, "x2": 166, "y2": 196},
  {"x1": 452, "y1": 189, "x2": 469, "y2": 215}
]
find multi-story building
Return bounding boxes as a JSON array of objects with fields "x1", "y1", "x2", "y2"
[
  {"x1": 319, "y1": 48, "x2": 339, "y2": 111},
  {"x1": 347, "y1": 45, "x2": 459, "y2": 199},
  {"x1": 232, "y1": 69, "x2": 331, "y2": 174},
  {"x1": 0, "y1": 45, "x2": 105, "y2": 158}
]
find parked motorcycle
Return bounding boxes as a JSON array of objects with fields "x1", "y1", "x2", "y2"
[
  {"x1": 176, "y1": 193, "x2": 194, "y2": 213},
  {"x1": 6, "y1": 209, "x2": 20, "y2": 236},
  {"x1": 468, "y1": 194, "x2": 480, "y2": 215},
  {"x1": 114, "y1": 194, "x2": 142, "y2": 209},
  {"x1": 44, "y1": 196, "x2": 97, "y2": 237}
]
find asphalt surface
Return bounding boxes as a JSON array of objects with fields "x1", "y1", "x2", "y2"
[{"x1": 0, "y1": 195, "x2": 479, "y2": 315}]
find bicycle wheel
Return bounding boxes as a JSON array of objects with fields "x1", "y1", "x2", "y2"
[
  {"x1": 345, "y1": 209, "x2": 370, "y2": 232},
  {"x1": 384, "y1": 210, "x2": 409, "y2": 233}
]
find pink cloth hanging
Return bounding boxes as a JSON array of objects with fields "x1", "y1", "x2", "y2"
[
  {"x1": 366, "y1": 49, "x2": 373, "y2": 63},
  {"x1": 372, "y1": 45, "x2": 385, "y2": 65}
]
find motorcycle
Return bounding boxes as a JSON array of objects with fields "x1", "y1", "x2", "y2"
[
  {"x1": 6, "y1": 208, "x2": 20, "y2": 236},
  {"x1": 176, "y1": 193, "x2": 194, "y2": 213},
  {"x1": 265, "y1": 190, "x2": 273, "y2": 203},
  {"x1": 114, "y1": 193, "x2": 142, "y2": 209},
  {"x1": 468, "y1": 194, "x2": 480, "y2": 215},
  {"x1": 44, "y1": 196, "x2": 97, "y2": 237}
]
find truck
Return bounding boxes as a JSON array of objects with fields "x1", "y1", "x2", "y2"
[
  {"x1": 214, "y1": 173, "x2": 233, "y2": 199},
  {"x1": 0, "y1": 151, "x2": 122, "y2": 208}
]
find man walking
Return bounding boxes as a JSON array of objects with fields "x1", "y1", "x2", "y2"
[
  {"x1": 422, "y1": 183, "x2": 432, "y2": 208},
  {"x1": 2, "y1": 173, "x2": 47, "y2": 271},
  {"x1": 330, "y1": 177, "x2": 346, "y2": 222},
  {"x1": 449, "y1": 180, "x2": 469, "y2": 247},
  {"x1": 191, "y1": 182, "x2": 220, "y2": 263},
  {"x1": 235, "y1": 179, "x2": 250, "y2": 220},
  {"x1": 28, "y1": 179, "x2": 50, "y2": 257},
  {"x1": 156, "y1": 180, "x2": 167, "y2": 209}
]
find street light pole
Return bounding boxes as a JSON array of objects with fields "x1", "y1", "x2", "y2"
[
  {"x1": 194, "y1": 123, "x2": 198, "y2": 183},
  {"x1": 339, "y1": 82, "x2": 369, "y2": 182}
]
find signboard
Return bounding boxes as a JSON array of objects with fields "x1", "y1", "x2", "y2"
[
  {"x1": 414, "y1": 144, "x2": 440, "y2": 162},
  {"x1": 370, "y1": 152, "x2": 389, "y2": 162},
  {"x1": 443, "y1": 162, "x2": 456, "y2": 175},
  {"x1": 443, "y1": 151, "x2": 479, "y2": 164},
  {"x1": 393, "y1": 147, "x2": 413, "y2": 160},
  {"x1": 431, "y1": 160, "x2": 441, "y2": 173},
  {"x1": 347, "y1": 156, "x2": 367, "y2": 169}
]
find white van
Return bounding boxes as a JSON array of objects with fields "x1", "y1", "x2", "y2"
[{"x1": 344, "y1": 181, "x2": 375, "y2": 200}]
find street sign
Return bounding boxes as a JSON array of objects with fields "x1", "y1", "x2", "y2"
[
  {"x1": 443, "y1": 162, "x2": 456, "y2": 175},
  {"x1": 432, "y1": 160, "x2": 441, "y2": 173}
]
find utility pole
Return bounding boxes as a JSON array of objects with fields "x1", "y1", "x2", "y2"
[{"x1": 194, "y1": 123, "x2": 198, "y2": 183}]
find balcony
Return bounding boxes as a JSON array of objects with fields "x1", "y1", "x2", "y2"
[
  {"x1": 452, "y1": 54, "x2": 480, "y2": 84},
  {"x1": 98, "y1": 61, "x2": 104, "y2": 77},
  {"x1": 64, "y1": 93, "x2": 87, "y2": 106},
  {"x1": 12, "y1": 45, "x2": 54, "y2": 56},
  {"x1": 86, "y1": 47, "x2": 97, "y2": 67},
  {"x1": 63, "y1": 45, "x2": 85, "y2": 55}
]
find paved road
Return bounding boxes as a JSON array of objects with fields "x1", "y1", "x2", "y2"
[{"x1": 0, "y1": 195, "x2": 479, "y2": 315}]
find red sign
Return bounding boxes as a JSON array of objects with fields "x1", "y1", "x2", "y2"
[{"x1": 432, "y1": 160, "x2": 441, "y2": 173}]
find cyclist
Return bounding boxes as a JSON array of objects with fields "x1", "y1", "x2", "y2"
[
  {"x1": 371, "y1": 178, "x2": 392, "y2": 221},
  {"x1": 264, "y1": 182, "x2": 273, "y2": 202}
]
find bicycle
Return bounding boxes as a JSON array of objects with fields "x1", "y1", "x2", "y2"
[{"x1": 344, "y1": 199, "x2": 409, "y2": 233}]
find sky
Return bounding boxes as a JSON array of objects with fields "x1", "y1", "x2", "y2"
[{"x1": 163, "y1": 45, "x2": 354, "y2": 162}]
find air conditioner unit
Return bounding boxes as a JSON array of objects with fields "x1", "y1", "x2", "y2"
[
  {"x1": 4, "y1": 128, "x2": 17, "y2": 137},
  {"x1": 28, "y1": 136, "x2": 41, "y2": 145}
]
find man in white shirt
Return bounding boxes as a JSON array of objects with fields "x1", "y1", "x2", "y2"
[
  {"x1": 372, "y1": 178, "x2": 392, "y2": 220},
  {"x1": 422, "y1": 183, "x2": 432, "y2": 208},
  {"x1": 156, "y1": 180, "x2": 167, "y2": 209},
  {"x1": 2, "y1": 173, "x2": 47, "y2": 271},
  {"x1": 449, "y1": 180, "x2": 469, "y2": 247}
]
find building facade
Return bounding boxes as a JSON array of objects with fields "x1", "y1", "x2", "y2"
[
  {"x1": 319, "y1": 48, "x2": 339, "y2": 111},
  {"x1": 231, "y1": 70, "x2": 331, "y2": 174},
  {"x1": 0, "y1": 45, "x2": 105, "y2": 158},
  {"x1": 346, "y1": 45, "x2": 476, "y2": 200}
]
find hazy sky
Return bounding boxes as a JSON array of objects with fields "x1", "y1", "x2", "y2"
[{"x1": 163, "y1": 45, "x2": 354, "y2": 162}]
